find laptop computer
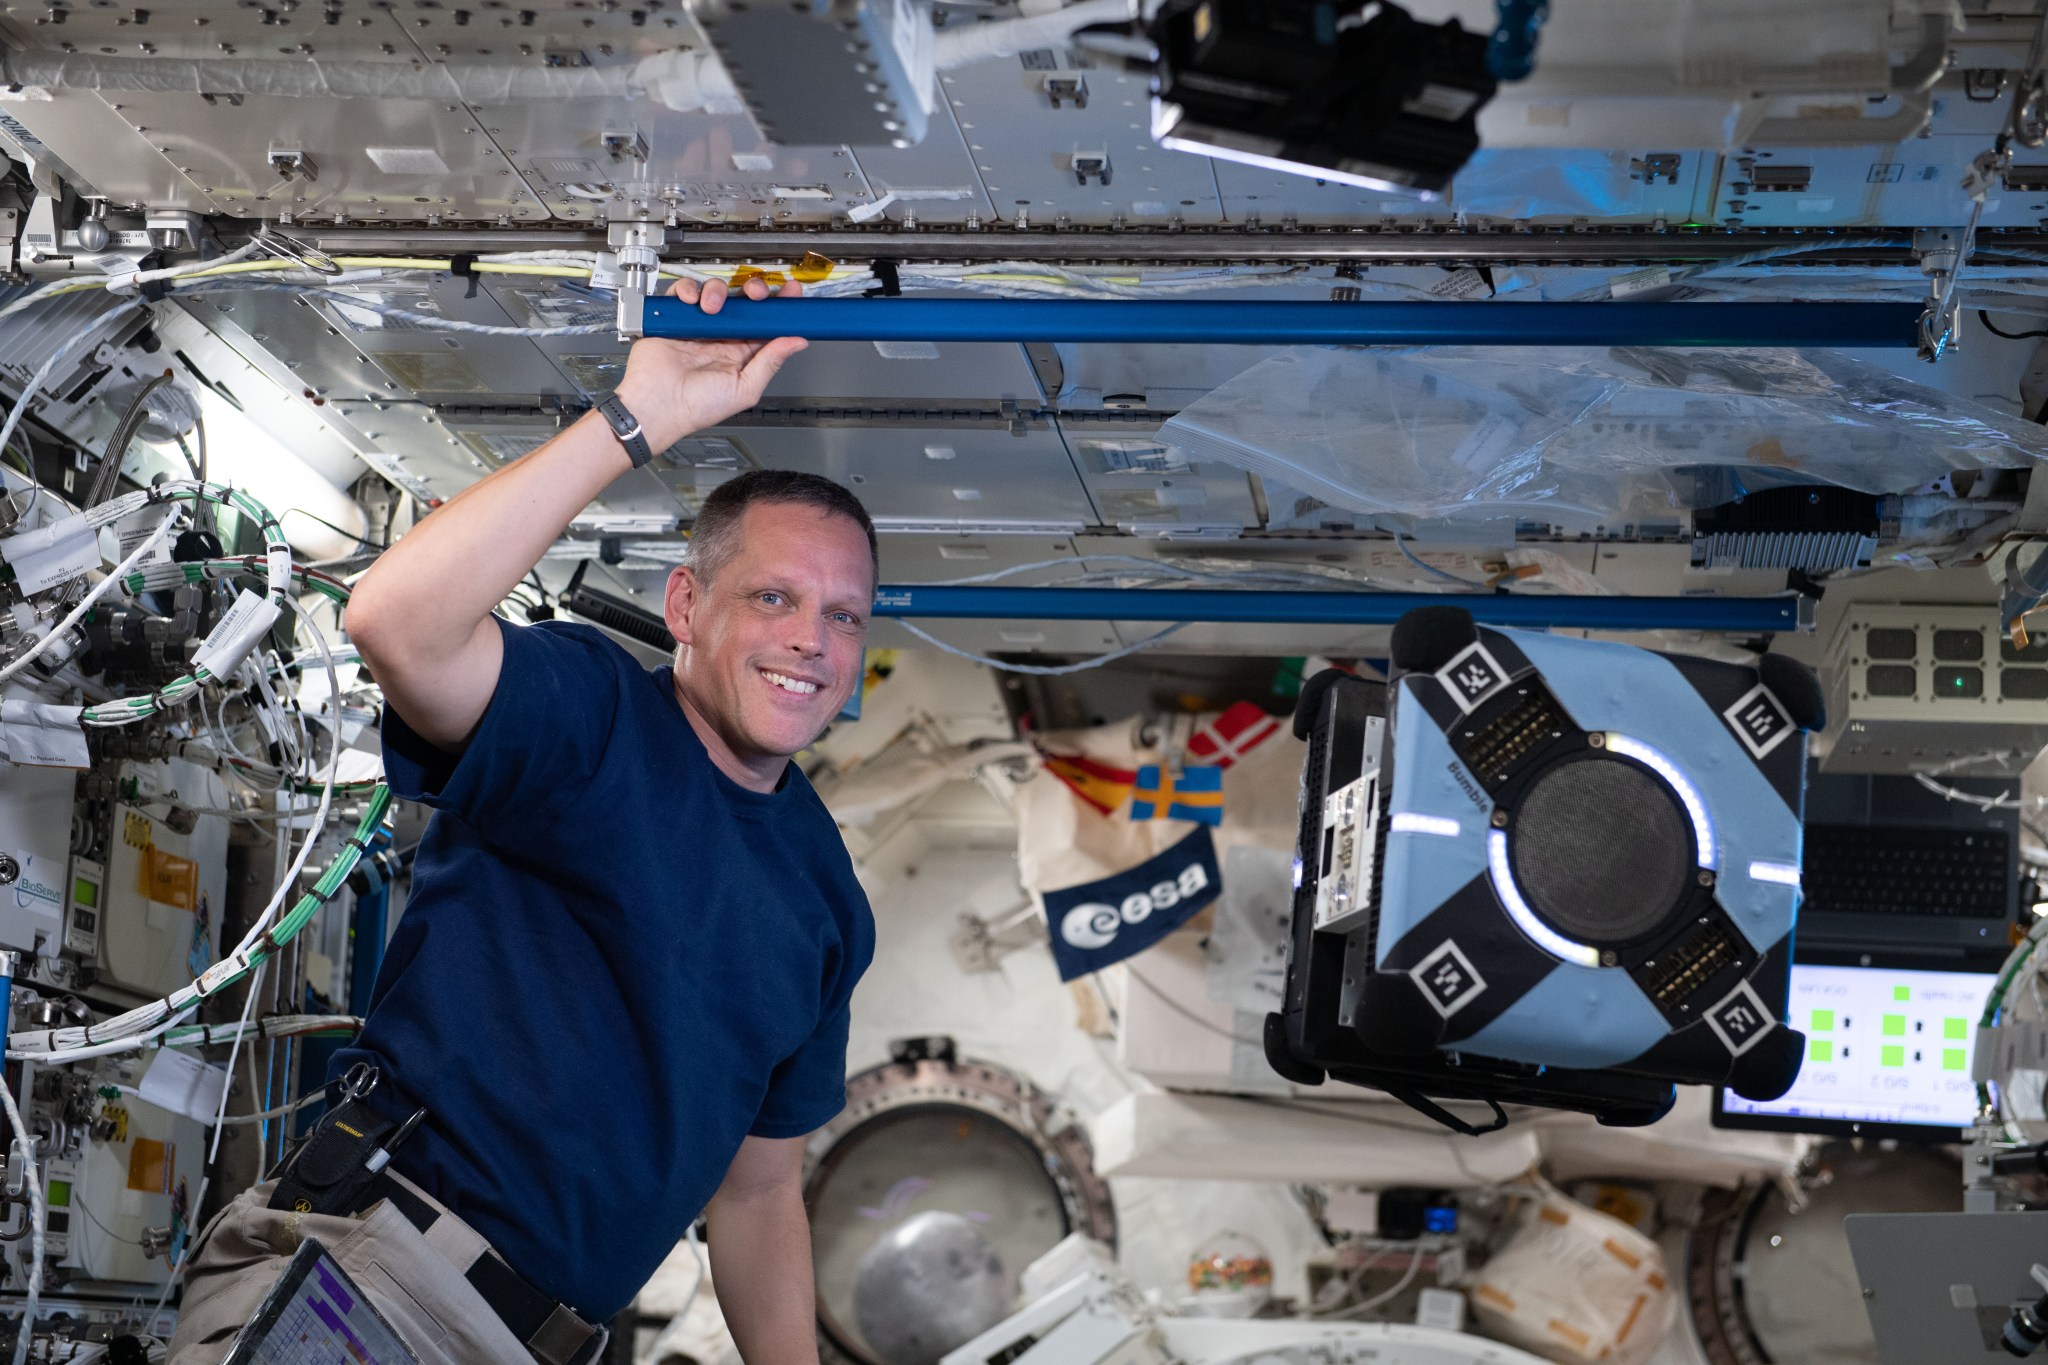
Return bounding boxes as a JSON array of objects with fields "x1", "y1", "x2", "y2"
[
  {"x1": 1711, "y1": 945, "x2": 2003, "y2": 1141},
  {"x1": 1797, "y1": 764, "x2": 2020, "y2": 958},
  {"x1": 222, "y1": 1237, "x2": 420, "y2": 1365}
]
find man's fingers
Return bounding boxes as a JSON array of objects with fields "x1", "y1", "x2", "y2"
[
  {"x1": 740, "y1": 275, "x2": 771, "y2": 302},
  {"x1": 668, "y1": 276, "x2": 701, "y2": 305},
  {"x1": 781, "y1": 278, "x2": 806, "y2": 300},
  {"x1": 737, "y1": 335, "x2": 808, "y2": 398},
  {"x1": 700, "y1": 277, "x2": 730, "y2": 315}
]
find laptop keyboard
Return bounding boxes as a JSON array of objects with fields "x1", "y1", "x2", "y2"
[{"x1": 1803, "y1": 824, "x2": 2012, "y2": 920}]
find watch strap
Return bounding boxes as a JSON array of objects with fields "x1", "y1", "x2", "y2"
[{"x1": 596, "y1": 393, "x2": 653, "y2": 469}]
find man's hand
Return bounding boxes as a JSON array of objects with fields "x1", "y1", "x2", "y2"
[
  {"x1": 614, "y1": 275, "x2": 809, "y2": 452},
  {"x1": 705, "y1": 1135, "x2": 821, "y2": 1365},
  {"x1": 346, "y1": 270, "x2": 808, "y2": 750}
]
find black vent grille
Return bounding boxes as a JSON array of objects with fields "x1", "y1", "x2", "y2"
[
  {"x1": 1459, "y1": 685, "x2": 1568, "y2": 786},
  {"x1": 1644, "y1": 917, "x2": 1740, "y2": 1010}
]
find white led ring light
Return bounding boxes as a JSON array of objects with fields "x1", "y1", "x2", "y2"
[
  {"x1": 1600, "y1": 733, "x2": 1717, "y2": 872},
  {"x1": 1487, "y1": 828, "x2": 1602, "y2": 968}
]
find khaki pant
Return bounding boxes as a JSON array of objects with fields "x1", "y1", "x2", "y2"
[{"x1": 167, "y1": 1177, "x2": 536, "y2": 1365}]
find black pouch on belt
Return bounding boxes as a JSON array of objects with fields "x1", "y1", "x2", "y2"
[{"x1": 267, "y1": 1098, "x2": 405, "y2": 1216}]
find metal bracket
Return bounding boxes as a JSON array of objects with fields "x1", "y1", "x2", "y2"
[
  {"x1": 608, "y1": 219, "x2": 670, "y2": 339},
  {"x1": 144, "y1": 210, "x2": 204, "y2": 252},
  {"x1": 1915, "y1": 223, "x2": 1970, "y2": 361},
  {"x1": 600, "y1": 124, "x2": 649, "y2": 164},
  {"x1": 266, "y1": 146, "x2": 317, "y2": 184},
  {"x1": 1045, "y1": 76, "x2": 1089, "y2": 109}
]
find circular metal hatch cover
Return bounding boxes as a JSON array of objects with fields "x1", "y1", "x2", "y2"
[{"x1": 804, "y1": 1037, "x2": 1117, "y2": 1365}]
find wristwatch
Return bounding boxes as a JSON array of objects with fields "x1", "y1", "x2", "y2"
[{"x1": 596, "y1": 392, "x2": 654, "y2": 469}]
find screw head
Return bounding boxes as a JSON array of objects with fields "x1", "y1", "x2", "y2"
[{"x1": 1490, "y1": 809, "x2": 1509, "y2": 829}]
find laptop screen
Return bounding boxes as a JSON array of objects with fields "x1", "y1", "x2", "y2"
[
  {"x1": 1714, "y1": 961, "x2": 1997, "y2": 1140},
  {"x1": 224, "y1": 1238, "x2": 419, "y2": 1365}
]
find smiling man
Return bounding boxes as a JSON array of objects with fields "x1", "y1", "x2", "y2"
[{"x1": 168, "y1": 276, "x2": 876, "y2": 1365}]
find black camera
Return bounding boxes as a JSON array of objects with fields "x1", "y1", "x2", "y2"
[{"x1": 1144, "y1": 0, "x2": 1497, "y2": 197}]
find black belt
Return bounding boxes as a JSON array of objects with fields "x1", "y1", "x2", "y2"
[{"x1": 356, "y1": 1172, "x2": 608, "y2": 1365}]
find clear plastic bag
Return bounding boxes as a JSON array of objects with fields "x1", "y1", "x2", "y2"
[{"x1": 1162, "y1": 345, "x2": 2048, "y2": 531}]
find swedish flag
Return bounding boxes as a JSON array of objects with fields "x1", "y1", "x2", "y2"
[{"x1": 1129, "y1": 764, "x2": 1224, "y2": 825}]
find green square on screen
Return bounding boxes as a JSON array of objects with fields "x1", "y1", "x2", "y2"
[
  {"x1": 1895, "y1": 985, "x2": 1911, "y2": 1001},
  {"x1": 1811, "y1": 1009, "x2": 1835, "y2": 1032},
  {"x1": 1883, "y1": 1014, "x2": 1906, "y2": 1036},
  {"x1": 1944, "y1": 1049, "x2": 1967, "y2": 1072},
  {"x1": 1809, "y1": 1039, "x2": 1834, "y2": 1063},
  {"x1": 1946, "y1": 1017, "x2": 1969, "y2": 1040},
  {"x1": 1882, "y1": 1045, "x2": 1906, "y2": 1067}
]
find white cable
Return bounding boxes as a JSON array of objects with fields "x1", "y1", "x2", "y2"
[
  {"x1": 0, "y1": 509, "x2": 179, "y2": 687},
  {"x1": 1912, "y1": 770, "x2": 2046, "y2": 812},
  {"x1": 891, "y1": 618, "x2": 1187, "y2": 674},
  {"x1": 6, "y1": 1007, "x2": 199, "y2": 1064},
  {"x1": 0, "y1": 1069, "x2": 45, "y2": 1365},
  {"x1": 217, "y1": 1088, "x2": 327, "y2": 1127},
  {"x1": 6, "y1": 590, "x2": 340, "y2": 1060},
  {"x1": 1393, "y1": 533, "x2": 1495, "y2": 590},
  {"x1": 932, "y1": 0, "x2": 1135, "y2": 68},
  {"x1": 207, "y1": 961, "x2": 266, "y2": 1165},
  {"x1": 1325, "y1": 1246, "x2": 1426, "y2": 1321},
  {"x1": 166, "y1": 282, "x2": 612, "y2": 337}
]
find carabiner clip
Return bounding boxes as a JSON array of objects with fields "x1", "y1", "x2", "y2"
[{"x1": 340, "y1": 1062, "x2": 380, "y2": 1103}]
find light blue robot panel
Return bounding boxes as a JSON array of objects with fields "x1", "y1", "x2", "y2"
[{"x1": 1454, "y1": 962, "x2": 1673, "y2": 1069}]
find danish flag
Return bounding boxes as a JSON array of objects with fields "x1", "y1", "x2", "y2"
[{"x1": 1186, "y1": 701, "x2": 1283, "y2": 770}]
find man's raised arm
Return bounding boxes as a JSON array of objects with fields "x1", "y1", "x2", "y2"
[{"x1": 343, "y1": 277, "x2": 807, "y2": 750}]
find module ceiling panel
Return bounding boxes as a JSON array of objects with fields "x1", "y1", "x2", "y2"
[
  {"x1": 0, "y1": 2, "x2": 2028, "y2": 234},
  {"x1": 710, "y1": 420, "x2": 1097, "y2": 532}
]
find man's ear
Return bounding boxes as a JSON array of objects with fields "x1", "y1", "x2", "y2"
[{"x1": 664, "y1": 566, "x2": 700, "y2": 647}]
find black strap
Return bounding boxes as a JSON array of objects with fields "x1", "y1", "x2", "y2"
[
  {"x1": 596, "y1": 393, "x2": 653, "y2": 469},
  {"x1": 449, "y1": 252, "x2": 481, "y2": 299},
  {"x1": 864, "y1": 259, "x2": 902, "y2": 298},
  {"x1": 355, "y1": 1172, "x2": 605, "y2": 1365},
  {"x1": 1380, "y1": 1083, "x2": 1510, "y2": 1137}
]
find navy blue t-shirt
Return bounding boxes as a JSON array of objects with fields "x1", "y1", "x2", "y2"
[{"x1": 330, "y1": 618, "x2": 874, "y2": 1321}]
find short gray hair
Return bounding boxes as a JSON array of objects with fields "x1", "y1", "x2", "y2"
[{"x1": 687, "y1": 469, "x2": 878, "y2": 585}]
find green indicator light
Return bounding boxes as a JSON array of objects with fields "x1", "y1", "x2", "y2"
[
  {"x1": 1946, "y1": 1017, "x2": 1968, "y2": 1040},
  {"x1": 1882, "y1": 1045, "x2": 1906, "y2": 1068},
  {"x1": 1944, "y1": 1049, "x2": 1967, "y2": 1072},
  {"x1": 1894, "y1": 986, "x2": 1911, "y2": 1002},
  {"x1": 1811, "y1": 1009, "x2": 1835, "y2": 1032},
  {"x1": 1809, "y1": 1039, "x2": 1834, "y2": 1063},
  {"x1": 1883, "y1": 1014, "x2": 1906, "y2": 1036}
]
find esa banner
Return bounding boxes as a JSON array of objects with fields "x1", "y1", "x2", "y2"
[{"x1": 1043, "y1": 826, "x2": 1223, "y2": 982}]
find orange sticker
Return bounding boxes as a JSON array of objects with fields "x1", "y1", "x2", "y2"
[
  {"x1": 728, "y1": 265, "x2": 789, "y2": 290},
  {"x1": 137, "y1": 846, "x2": 198, "y2": 911},
  {"x1": 128, "y1": 1138, "x2": 172, "y2": 1194},
  {"x1": 791, "y1": 251, "x2": 836, "y2": 282}
]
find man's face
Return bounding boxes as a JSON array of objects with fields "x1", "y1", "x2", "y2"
[{"x1": 666, "y1": 501, "x2": 874, "y2": 768}]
